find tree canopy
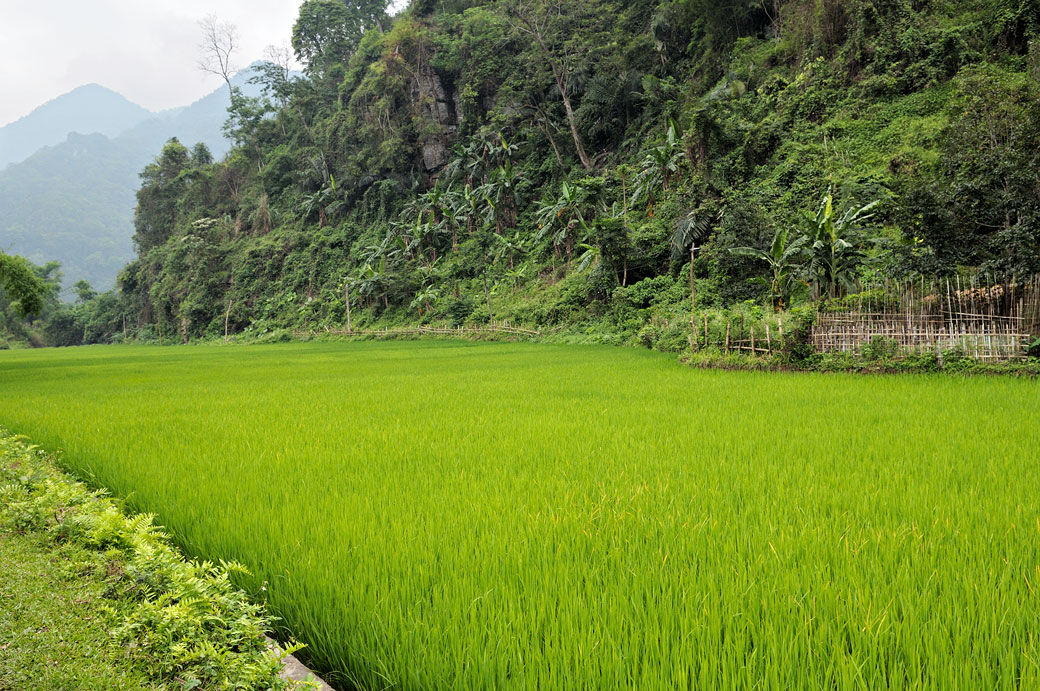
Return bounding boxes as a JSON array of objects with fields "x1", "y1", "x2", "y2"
[
  {"x1": 0, "y1": 253, "x2": 47, "y2": 316},
  {"x1": 293, "y1": 0, "x2": 389, "y2": 78}
]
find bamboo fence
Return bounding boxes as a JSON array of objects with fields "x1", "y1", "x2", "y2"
[
  {"x1": 294, "y1": 321, "x2": 546, "y2": 340},
  {"x1": 811, "y1": 276, "x2": 1040, "y2": 360},
  {"x1": 689, "y1": 312, "x2": 786, "y2": 356}
]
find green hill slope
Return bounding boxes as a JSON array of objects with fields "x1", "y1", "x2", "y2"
[
  {"x1": 0, "y1": 70, "x2": 266, "y2": 292},
  {"x1": 20, "y1": 0, "x2": 1040, "y2": 344}
]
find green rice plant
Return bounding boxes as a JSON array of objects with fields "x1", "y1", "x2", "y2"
[{"x1": 0, "y1": 341, "x2": 1038, "y2": 690}]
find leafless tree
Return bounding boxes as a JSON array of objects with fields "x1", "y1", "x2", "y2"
[
  {"x1": 198, "y1": 14, "x2": 239, "y2": 100},
  {"x1": 263, "y1": 43, "x2": 294, "y2": 87}
]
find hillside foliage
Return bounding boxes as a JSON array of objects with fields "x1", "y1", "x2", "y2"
[{"x1": 4, "y1": 0, "x2": 1040, "y2": 346}]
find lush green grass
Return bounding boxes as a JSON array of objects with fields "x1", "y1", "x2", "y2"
[
  {"x1": 0, "y1": 533, "x2": 163, "y2": 690},
  {"x1": 0, "y1": 341, "x2": 1038, "y2": 689}
]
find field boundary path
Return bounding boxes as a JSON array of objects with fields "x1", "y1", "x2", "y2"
[{"x1": 294, "y1": 322, "x2": 552, "y2": 340}]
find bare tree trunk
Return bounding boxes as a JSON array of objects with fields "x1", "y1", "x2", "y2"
[
  {"x1": 541, "y1": 122, "x2": 565, "y2": 167},
  {"x1": 553, "y1": 68, "x2": 591, "y2": 170},
  {"x1": 621, "y1": 166, "x2": 629, "y2": 287},
  {"x1": 344, "y1": 283, "x2": 352, "y2": 334},
  {"x1": 482, "y1": 268, "x2": 494, "y2": 322},
  {"x1": 533, "y1": 103, "x2": 566, "y2": 168},
  {"x1": 513, "y1": 7, "x2": 592, "y2": 170},
  {"x1": 690, "y1": 245, "x2": 697, "y2": 309}
]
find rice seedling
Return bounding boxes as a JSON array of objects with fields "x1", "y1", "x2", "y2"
[{"x1": 0, "y1": 341, "x2": 1037, "y2": 689}]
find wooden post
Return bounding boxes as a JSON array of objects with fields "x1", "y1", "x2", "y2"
[
  {"x1": 690, "y1": 245, "x2": 697, "y2": 310},
  {"x1": 750, "y1": 324, "x2": 755, "y2": 353},
  {"x1": 778, "y1": 316, "x2": 784, "y2": 340},
  {"x1": 224, "y1": 299, "x2": 233, "y2": 343},
  {"x1": 725, "y1": 319, "x2": 731, "y2": 353},
  {"x1": 766, "y1": 324, "x2": 772, "y2": 353},
  {"x1": 345, "y1": 283, "x2": 352, "y2": 334}
]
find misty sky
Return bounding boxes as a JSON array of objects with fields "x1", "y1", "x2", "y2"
[{"x1": 0, "y1": 0, "x2": 403, "y2": 126}]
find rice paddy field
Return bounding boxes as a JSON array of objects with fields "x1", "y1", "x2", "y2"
[{"x1": 0, "y1": 341, "x2": 1038, "y2": 689}]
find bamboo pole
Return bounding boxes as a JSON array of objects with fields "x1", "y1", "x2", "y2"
[
  {"x1": 224, "y1": 299, "x2": 233, "y2": 343},
  {"x1": 344, "y1": 283, "x2": 352, "y2": 334}
]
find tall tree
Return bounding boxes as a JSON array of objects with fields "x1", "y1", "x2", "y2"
[
  {"x1": 911, "y1": 67, "x2": 1040, "y2": 276},
  {"x1": 133, "y1": 139, "x2": 191, "y2": 253},
  {"x1": 507, "y1": 0, "x2": 601, "y2": 170},
  {"x1": 292, "y1": 0, "x2": 389, "y2": 78},
  {"x1": 0, "y1": 252, "x2": 47, "y2": 316}
]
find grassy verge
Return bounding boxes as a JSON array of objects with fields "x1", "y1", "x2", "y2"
[
  {"x1": 0, "y1": 531, "x2": 164, "y2": 690},
  {"x1": 684, "y1": 346, "x2": 1040, "y2": 376},
  {"x1": 0, "y1": 431, "x2": 316, "y2": 691}
]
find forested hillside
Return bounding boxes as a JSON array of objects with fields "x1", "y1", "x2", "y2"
[{"x1": 8, "y1": 0, "x2": 1040, "y2": 347}]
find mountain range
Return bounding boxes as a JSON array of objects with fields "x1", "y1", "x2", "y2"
[
  {"x1": 0, "y1": 69, "x2": 263, "y2": 292},
  {"x1": 0, "y1": 84, "x2": 153, "y2": 171}
]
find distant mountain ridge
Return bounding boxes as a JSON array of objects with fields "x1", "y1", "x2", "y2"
[
  {"x1": 0, "y1": 84, "x2": 153, "y2": 171},
  {"x1": 0, "y1": 69, "x2": 263, "y2": 292}
]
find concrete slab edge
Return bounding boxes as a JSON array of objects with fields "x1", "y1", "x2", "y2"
[{"x1": 266, "y1": 636, "x2": 335, "y2": 691}]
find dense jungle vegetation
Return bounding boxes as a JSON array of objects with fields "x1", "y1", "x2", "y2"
[{"x1": 3, "y1": 0, "x2": 1040, "y2": 348}]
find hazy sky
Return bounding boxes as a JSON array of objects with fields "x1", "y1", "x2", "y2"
[{"x1": 0, "y1": 1, "x2": 305, "y2": 126}]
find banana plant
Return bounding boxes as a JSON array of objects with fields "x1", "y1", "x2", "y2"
[
  {"x1": 534, "y1": 180, "x2": 593, "y2": 262},
  {"x1": 672, "y1": 205, "x2": 721, "y2": 308},
  {"x1": 806, "y1": 191, "x2": 879, "y2": 300},
  {"x1": 730, "y1": 227, "x2": 808, "y2": 311},
  {"x1": 576, "y1": 243, "x2": 601, "y2": 273},
  {"x1": 632, "y1": 118, "x2": 683, "y2": 214},
  {"x1": 504, "y1": 264, "x2": 529, "y2": 288},
  {"x1": 410, "y1": 285, "x2": 441, "y2": 317},
  {"x1": 354, "y1": 259, "x2": 391, "y2": 311},
  {"x1": 493, "y1": 231, "x2": 527, "y2": 269}
]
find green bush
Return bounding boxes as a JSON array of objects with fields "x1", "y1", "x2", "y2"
[{"x1": 862, "y1": 335, "x2": 900, "y2": 361}]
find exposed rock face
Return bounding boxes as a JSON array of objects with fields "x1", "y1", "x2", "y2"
[
  {"x1": 414, "y1": 69, "x2": 459, "y2": 171},
  {"x1": 422, "y1": 140, "x2": 450, "y2": 171}
]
